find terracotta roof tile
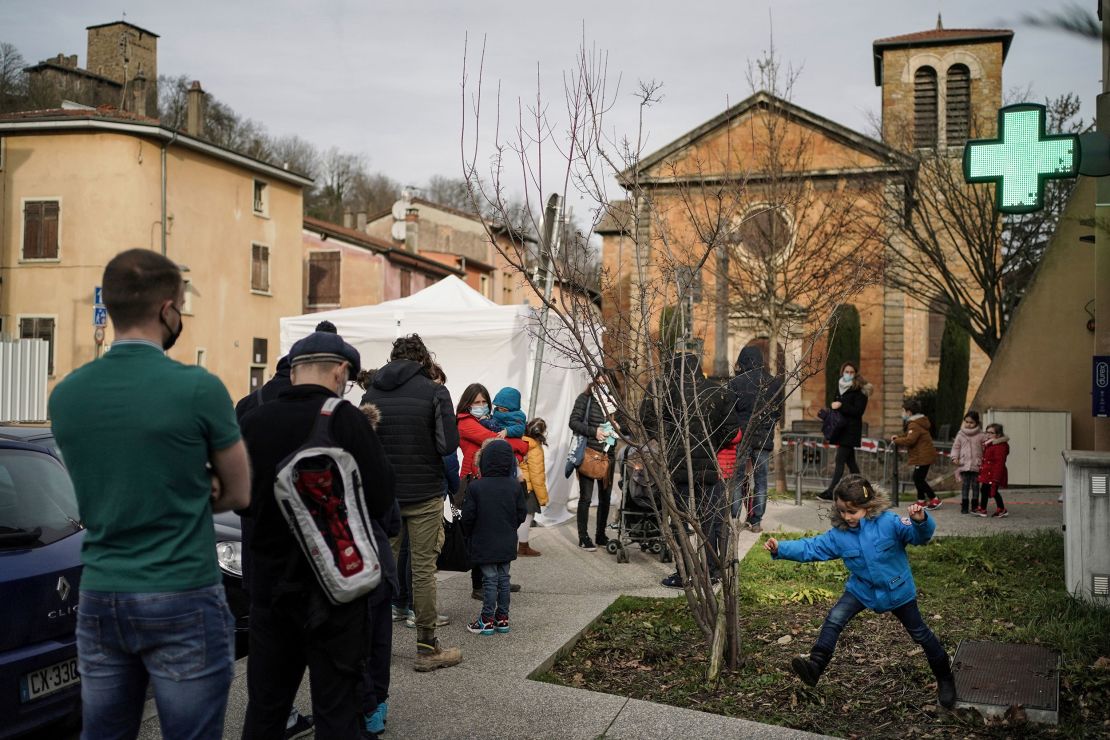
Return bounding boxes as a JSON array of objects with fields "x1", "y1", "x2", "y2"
[
  {"x1": 0, "y1": 105, "x2": 160, "y2": 124},
  {"x1": 873, "y1": 28, "x2": 1013, "y2": 46}
]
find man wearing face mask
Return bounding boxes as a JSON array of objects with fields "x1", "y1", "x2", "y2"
[{"x1": 50, "y1": 249, "x2": 251, "y2": 739}]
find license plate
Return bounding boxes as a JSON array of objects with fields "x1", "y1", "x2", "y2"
[{"x1": 20, "y1": 657, "x2": 80, "y2": 702}]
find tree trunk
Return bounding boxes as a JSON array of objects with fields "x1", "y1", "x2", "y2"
[
  {"x1": 714, "y1": 243, "x2": 730, "y2": 377},
  {"x1": 768, "y1": 322, "x2": 788, "y2": 493}
]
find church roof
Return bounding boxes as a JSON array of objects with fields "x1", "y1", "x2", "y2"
[
  {"x1": 872, "y1": 28, "x2": 1013, "y2": 85},
  {"x1": 622, "y1": 90, "x2": 913, "y2": 186}
]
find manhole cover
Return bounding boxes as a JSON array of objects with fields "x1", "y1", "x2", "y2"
[{"x1": 953, "y1": 641, "x2": 1060, "y2": 724}]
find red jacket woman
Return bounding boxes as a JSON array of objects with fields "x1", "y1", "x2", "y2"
[{"x1": 456, "y1": 384, "x2": 527, "y2": 480}]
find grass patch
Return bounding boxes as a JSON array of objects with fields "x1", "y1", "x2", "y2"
[{"x1": 543, "y1": 530, "x2": 1110, "y2": 738}]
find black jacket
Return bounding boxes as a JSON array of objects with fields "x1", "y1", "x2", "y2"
[
  {"x1": 728, "y1": 346, "x2": 783, "y2": 452},
  {"x1": 830, "y1": 384, "x2": 869, "y2": 448},
  {"x1": 640, "y1": 354, "x2": 739, "y2": 484},
  {"x1": 569, "y1": 390, "x2": 626, "y2": 453},
  {"x1": 235, "y1": 355, "x2": 291, "y2": 421},
  {"x1": 239, "y1": 384, "x2": 396, "y2": 606},
  {"x1": 361, "y1": 359, "x2": 459, "y2": 504},
  {"x1": 461, "y1": 440, "x2": 526, "y2": 565}
]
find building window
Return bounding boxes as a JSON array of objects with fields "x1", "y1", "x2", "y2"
[
  {"x1": 914, "y1": 66, "x2": 938, "y2": 149},
  {"x1": 479, "y1": 274, "x2": 491, "y2": 298},
  {"x1": 400, "y1": 269, "x2": 412, "y2": 298},
  {"x1": 253, "y1": 179, "x2": 269, "y2": 216},
  {"x1": 182, "y1": 278, "x2": 195, "y2": 315},
  {"x1": 731, "y1": 207, "x2": 792, "y2": 264},
  {"x1": 307, "y1": 251, "x2": 341, "y2": 307},
  {"x1": 19, "y1": 317, "x2": 55, "y2": 375},
  {"x1": 927, "y1": 298, "x2": 945, "y2": 361},
  {"x1": 22, "y1": 201, "x2": 60, "y2": 260},
  {"x1": 946, "y1": 64, "x2": 971, "y2": 147},
  {"x1": 195, "y1": 348, "x2": 207, "y2": 368},
  {"x1": 249, "y1": 365, "x2": 265, "y2": 390},
  {"x1": 502, "y1": 271, "x2": 514, "y2": 304},
  {"x1": 252, "y1": 337, "x2": 268, "y2": 366},
  {"x1": 251, "y1": 243, "x2": 270, "y2": 293}
]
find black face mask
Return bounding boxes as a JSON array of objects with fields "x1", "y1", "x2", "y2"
[{"x1": 161, "y1": 304, "x2": 183, "y2": 351}]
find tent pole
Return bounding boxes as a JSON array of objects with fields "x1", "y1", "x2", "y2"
[{"x1": 528, "y1": 194, "x2": 564, "y2": 419}]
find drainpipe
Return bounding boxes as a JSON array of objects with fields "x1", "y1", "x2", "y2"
[{"x1": 161, "y1": 130, "x2": 177, "y2": 255}]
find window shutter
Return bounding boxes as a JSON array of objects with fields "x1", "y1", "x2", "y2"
[
  {"x1": 41, "y1": 201, "x2": 60, "y2": 259},
  {"x1": 914, "y1": 67, "x2": 938, "y2": 149},
  {"x1": 946, "y1": 65, "x2": 971, "y2": 147},
  {"x1": 23, "y1": 202, "x2": 43, "y2": 259},
  {"x1": 308, "y1": 252, "x2": 340, "y2": 305}
]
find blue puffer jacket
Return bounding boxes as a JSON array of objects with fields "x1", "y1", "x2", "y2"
[{"x1": 773, "y1": 510, "x2": 935, "y2": 612}]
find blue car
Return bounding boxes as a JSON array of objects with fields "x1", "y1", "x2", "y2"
[{"x1": 0, "y1": 439, "x2": 83, "y2": 738}]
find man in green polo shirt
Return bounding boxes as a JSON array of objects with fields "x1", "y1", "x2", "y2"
[{"x1": 50, "y1": 248, "x2": 251, "y2": 740}]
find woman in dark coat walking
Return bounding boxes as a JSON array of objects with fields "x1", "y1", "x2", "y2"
[
  {"x1": 817, "y1": 362, "x2": 871, "y2": 501},
  {"x1": 568, "y1": 370, "x2": 623, "y2": 551}
]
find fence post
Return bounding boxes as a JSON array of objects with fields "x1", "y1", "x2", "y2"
[
  {"x1": 794, "y1": 439, "x2": 803, "y2": 506},
  {"x1": 889, "y1": 446, "x2": 900, "y2": 508}
]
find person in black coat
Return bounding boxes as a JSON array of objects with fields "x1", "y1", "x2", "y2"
[
  {"x1": 461, "y1": 439, "x2": 527, "y2": 635},
  {"x1": 727, "y1": 346, "x2": 783, "y2": 530},
  {"x1": 817, "y1": 362, "x2": 872, "y2": 501},
  {"x1": 568, "y1": 369, "x2": 625, "y2": 551}
]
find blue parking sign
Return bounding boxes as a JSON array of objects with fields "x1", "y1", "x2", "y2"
[
  {"x1": 94, "y1": 286, "x2": 103, "y2": 306},
  {"x1": 1095, "y1": 356, "x2": 1110, "y2": 418},
  {"x1": 93, "y1": 306, "x2": 108, "y2": 327}
]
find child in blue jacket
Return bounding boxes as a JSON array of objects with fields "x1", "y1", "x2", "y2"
[
  {"x1": 764, "y1": 475, "x2": 955, "y2": 708},
  {"x1": 480, "y1": 387, "x2": 527, "y2": 438}
]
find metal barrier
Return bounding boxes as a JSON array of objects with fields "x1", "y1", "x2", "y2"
[{"x1": 778, "y1": 433, "x2": 956, "y2": 507}]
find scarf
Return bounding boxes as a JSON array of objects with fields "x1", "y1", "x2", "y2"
[
  {"x1": 593, "y1": 384, "x2": 618, "y2": 417},
  {"x1": 838, "y1": 377, "x2": 854, "y2": 396}
]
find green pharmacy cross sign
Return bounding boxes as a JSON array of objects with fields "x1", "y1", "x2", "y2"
[{"x1": 963, "y1": 103, "x2": 1080, "y2": 214}]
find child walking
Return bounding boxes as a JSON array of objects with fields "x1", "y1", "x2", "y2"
[
  {"x1": 462, "y1": 438, "x2": 527, "y2": 635},
  {"x1": 518, "y1": 418, "x2": 549, "y2": 557},
  {"x1": 949, "y1": 410, "x2": 984, "y2": 514},
  {"x1": 891, "y1": 398, "x2": 940, "y2": 510},
  {"x1": 764, "y1": 475, "x2": 956, "y2": 708},
  {"x1": 975, "y1": 423, "x2": 1010, "y2": 518}
]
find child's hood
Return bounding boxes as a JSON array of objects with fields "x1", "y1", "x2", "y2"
[
  {"x1": 957, "y1": 425, "x2": 982, "y2": 441},
  {"x1": 907, "y1": 414, "x2": 931, "y2": 432},
  {"x1": 477, "y1": 438, "x2": 515, "y2": 477},
  {"x1": 493, "y1": 387, "x2": 522, "y2": 411}
]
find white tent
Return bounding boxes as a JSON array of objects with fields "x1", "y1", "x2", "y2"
[{"x1": 279, "y1": 276, "x2": 590, "y2": 525}]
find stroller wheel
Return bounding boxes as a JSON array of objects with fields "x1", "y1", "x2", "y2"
[
  {"x1": 650, "y1": 540, "x2": 663, "y2": 554},
  {"x1": 606, "y1": 540, "x2": 620, "y2": 554},
  {"x1": 639, "y1": 543, "x2": 648, "y2": 551}
]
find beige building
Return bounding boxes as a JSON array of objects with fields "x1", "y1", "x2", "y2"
[{"x1": 0, "y1": 106, "x2": 312, "y2": 402}]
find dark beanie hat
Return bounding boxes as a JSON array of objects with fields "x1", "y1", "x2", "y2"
[{"x1": 315, "y1": 320, "x2": 338, "y2": 334}]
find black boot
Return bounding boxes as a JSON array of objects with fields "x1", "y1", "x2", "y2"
[
  {"x1": 960, "y1": 498, "x2": 969, "y2": 514},
  {"x1": 929, "y1": 655, "x2": 957, "y2": 708},
  {"x1": 791, "y1": 649, "x2": 830, "y2": 687}
]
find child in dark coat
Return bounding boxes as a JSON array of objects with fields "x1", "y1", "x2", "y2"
[{"x1": 462, "y1": 438, "x2": 527, "y2": 635}]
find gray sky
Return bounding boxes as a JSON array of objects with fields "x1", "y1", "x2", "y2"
[{"x1": 2, "y1": 0, "x2": 1099, "y2": 213}]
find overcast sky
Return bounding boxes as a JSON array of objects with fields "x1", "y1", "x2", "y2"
[{"x1": 2, "y1": 1, "x2": 1099, "y2": 215}]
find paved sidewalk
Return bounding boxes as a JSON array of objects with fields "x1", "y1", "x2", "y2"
[{"x1": 138, "y1": 488, "x2": 1060, "y2": 739}]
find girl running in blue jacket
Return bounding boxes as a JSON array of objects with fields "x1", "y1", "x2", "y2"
[{"x1": 764, "y1": 474, "x2": 956, "y2": 708}]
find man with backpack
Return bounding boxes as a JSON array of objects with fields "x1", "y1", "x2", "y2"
[{"x1": 239, "y1": 332, "x2": 395, "y2": 739}]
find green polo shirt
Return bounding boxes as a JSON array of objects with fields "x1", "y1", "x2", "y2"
[{"x1": 49, "y1": 341, "x2": 241, "y2": 592}]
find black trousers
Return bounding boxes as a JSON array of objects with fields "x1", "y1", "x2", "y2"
[
  {"x1": 912, "y1": 465, "x2": 935, "y2": 501},
  {"x1": 577, "y1": 470, "x2": 613, "y2": 541},
  {"x1": 979, "y1": 480, "x2": 1005, "y2": 510},
  {"x1": 243, "y1": 596, "x2": 366, "y2": 740},
  {"x1": 361, "y1": 597, "x2": 392, "y2": 714},
  {"x1": 822, "y1": 445, "x2": 860, "y2": 497}
]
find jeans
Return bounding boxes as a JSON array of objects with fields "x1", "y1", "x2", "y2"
[
  {"x1": 912, "y1": 465, "x2": 935, "y2": 501},
  {"x1": 677, "y1": 477, "x2": 725, "y2": 574},
  {"x1": 812, "y1": 591, "x2": 946, "y2": 668},
  {"x1": 391, "y1": 529, "x2": 412, "y2": 610},
  {"x1": 479, "y1": 562, "x2": 511, "y2": 621},
  {"x1": 390, "y1": 496, "x2": 444, "y2": 640},
  {"x1": 821, "y1": 445, "x2": 860, "y2": 499},
  {"x1": 577, "y1": 470, "x2": 613, "y2": 542},
  {"x1": 731, "y1": 448, "x2": 771, "y2": 522},
  {"x1": 960, "y1": 472, "x2": 978, "y2": 508},
  {"x1": 77, "y1": 585, "x2": 234, "y2": 740},
  {"x1": 361, "y1": 597, "x2": 392, "y2": 714}
]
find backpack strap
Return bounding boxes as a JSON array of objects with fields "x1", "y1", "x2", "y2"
[{"x1": 306, "y1": 397, "x2": 346, "y2": 448}]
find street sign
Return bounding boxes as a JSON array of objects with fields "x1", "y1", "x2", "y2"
[
  {"x1": 94, "y1": 286, "x2": 103, "y2": 306},
  {"x1": 1095, "y1": 356, "x2": 1110, "y2": 418},
  {"x1": 93, "y1": 306, "x2": 107, "y2": 327},
  {"x1": 963, "y1": 103, "x2": 1080, "y2": 214}
]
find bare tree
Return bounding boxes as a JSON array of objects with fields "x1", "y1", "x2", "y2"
[
  {"x1": 268, "y1": 134, "x2": 321, "y2": 179},
  {"x1": 0, "y1": 41, "x2": 26, "y2": 113}
]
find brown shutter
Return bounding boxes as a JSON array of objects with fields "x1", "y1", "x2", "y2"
[
  {"x1": 41, "y1": 201, "x2": 60, "y2": 259},
  {"x1": 946, "y1": 65, "x2": 970, "y2": 147},
  {"x1": 252, "y1": 244, "x2": 270, "y2": 292},
  {"x1": 914, "y1": 67, "x2": 938, "y2": 149},
  {"x1": 23, "y1": 202, "x2": 43, "y2": 259},
  {"x1": 308, "y1": 252, "x2": 341, "y2": 305}
]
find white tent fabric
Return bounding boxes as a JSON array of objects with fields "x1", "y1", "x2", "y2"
[{"x1": 279, "y1": 275, "x2": 590, "y2": 525}]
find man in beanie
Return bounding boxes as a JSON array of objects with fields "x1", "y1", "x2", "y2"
[
  {"x1": 239, "y1": 332, "x2": 395, "y2": 738},
  {"x1": 728, "y1": 346, "x2": 783, "y2": 532}
]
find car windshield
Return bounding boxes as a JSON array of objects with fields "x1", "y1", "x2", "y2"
[{"x1": 0, "y1": 449, "x2": 81, "y2": 548}]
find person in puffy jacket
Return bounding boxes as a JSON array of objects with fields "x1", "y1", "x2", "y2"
[
  {"x1": 890, "y1": 398, "x2": 940, "y2": 510},
  {"x1": 974, "y1": 423, "x2": 1011, "y2": 518},
  {"x1": 949, "y1": 410, "x2": 984, "y2": 514},
  {"x1": 728, "y1": 346, "x2": 782, "y2": 527},
  {"x1": 817, "y1": 362, "x2": 871, "y2": 502},
  {"x1": 764, "y1": 475, "x2": 955, "y2": 709},
  {"x1": 569, "y1": 370, "x2": 626, "y2": 551},
  {"x1": 518, "y1": 418, "x2": 549, "y2": 557},
  {"x1": 482, "y1": 387, "x2": 527, "y2": 438}
]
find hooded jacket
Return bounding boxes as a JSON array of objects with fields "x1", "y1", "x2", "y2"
[
  {"x1": 828, "y1": 378, "x2": 871, "y2": 449},
  {"x1": 360, "y1": 359, "x2": 459, "y2": 504},
  {"x1": 461, "y1": 440, "x2": 527, "y2": 564},
  {"x1": 639, "y1": 353, "x2": 739, "y2": 484},
  {"x1": 521, "y1": 436, "x2": 549, "y2": 505},
  {"x1": 235, "y1": 355, "x2": 291, "y2": 421},
  {"x1": 892, "y1": 414, "x2": 937, "y2": 466},
  {"x1": 773, "y1": 509, "x2": 935, "y2": 612},
  {"x1": 950, "y1": 425, "x2": 985, "y2": 474},
  {"x1": 491, "y1": 387, "x2": 527, "y2": 438},
  {"x1": 457, "y1": 412, "x2": 529, "y2": 479},
  {"x1": 979, "y1": 437, "x2": 1009, "y2": 487},
  {"x1": 727, "y1": 346, "x2": 783, "y2": 452}
]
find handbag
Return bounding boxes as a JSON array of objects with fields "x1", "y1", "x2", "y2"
[
  {"x1": 579, "y1": 447, "x2": 611, "y2": 481},
  {"x1": 436, "y1": 507, "x2": 471, "y2": 572},
  {"x1": 818, "y1": 407, "x2": 846, "y2": 443}
]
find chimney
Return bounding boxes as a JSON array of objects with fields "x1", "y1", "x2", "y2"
[
  {"x1": 186, "y1": 81, "x2": 206, "y2": 137},
  {"x1": 404, "y1": 208, "x2": 419, "y2": 252},
  {"x1": 356, "y1": 210, "x2": 367, "y2": 231},
  {"x1": 343, "y1": 209, "x2": 354, "y2": 229},
  {"x1": 130, "y1": 72, "x2": 147, "y2": 117}
]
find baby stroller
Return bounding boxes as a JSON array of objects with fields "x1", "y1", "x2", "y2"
[{"x1": 606, "y1": 441, "x2": 671, "y2": 564}]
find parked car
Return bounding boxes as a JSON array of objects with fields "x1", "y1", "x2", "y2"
[{"x1": 0, "y1": 439, "x2": 83, "y2": 738}]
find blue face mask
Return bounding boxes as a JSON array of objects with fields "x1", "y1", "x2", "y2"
[
  {"x1": 470, "y1": 404, "x2": 490, "y2": 418},
  {"x1": 842, "y1": 374, "x2": 854, "y2": 383}
]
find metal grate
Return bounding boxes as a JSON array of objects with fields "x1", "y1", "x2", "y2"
[
  {"x1": 914, "y1": 66, "x2": 938, "y2": 148},
  {"x1": 1094, "y1": 574, "x2": 1110, "y2": 597},
  {"x1": 1091, "y1": 474, "x2": 1108, "y2": 497},
  {"x1": 953, "y1": 641, "x2": 1059, "y2": 712},
  {"x1": 946, "y1": 64, "x2": 970, "y2": 146}
]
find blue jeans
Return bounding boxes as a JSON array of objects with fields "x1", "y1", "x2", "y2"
[
  {"x1": 77, "y1": 584, "x2": 234, "y2": 740},
  {"x1": 479, "y1": 562, "x2": 511, "y2": 621},
  {"x1": 731, "y1": 448, "x2": 770, "y2": 522},
  {"x1": 812, "y1": 591, "x2": 946, "y2": 668}
]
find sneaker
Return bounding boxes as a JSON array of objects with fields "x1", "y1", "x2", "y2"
[
  {"x1": 991, "y1": 508, "x2": 1009, "y2": 518},
  {"x1": 579, "y1": 537, "x2": 597, "y2": 551},
  {"x1": 361, "y1": 702, "x2": 387, "y2": 736},
  {"x1": 414, "y1": 638, "x2": 463, "y2": 671},
  {"x1": 925, "y1": 498, "x2": 942, "y2": 510},
  {"x1": 510, "y1": 583, "x2": 521, "y2": 593},
  {"x1": 917, "y1": 500, "x2": 927, "y2": 508},
  {"x1": 660, "y1": 572, "x2": 685, "y2": 589},
  {"x1": 595, "y1": 533, "x2": 610, "y2": 547},
  {"x1": 471, "y1": 589, "x2": 482, "y2": 600},
  {"x1": 285, "y1": 712, "x2": 314, "y2": 740},
  {"x1": 816, "y1": 490, "x2": 834, "y2": 502},
  {"x1": 391, "y1": 605, "x2": 413, "y2": 622},
  {"x1": 973, "y1": 507, "x2": 989, "y2": 517},
  {"x1": 466, "y1": 616, "x2": 494, "y2": 636},
  {"x1": 405, "y1": 613, "x2": 450, "y2": 629},
  {"x1": 494, "y1": 613, "x2": 510, "y2": 633},
  {"x1": 747, "y1": 522, "x2": 763, "y2": 534}
]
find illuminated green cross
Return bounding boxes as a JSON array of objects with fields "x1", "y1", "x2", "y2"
[{"x1": 963, "y1": 103, "x2": 1079, "y2": 214}]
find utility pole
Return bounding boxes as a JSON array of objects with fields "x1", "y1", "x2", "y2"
[
  {"x1": 527, "y1": 194, "x2": 564, "y2": 419},
  {"x1": 1096, "y1": 0, "x2": 1110, "y2": 451}
]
